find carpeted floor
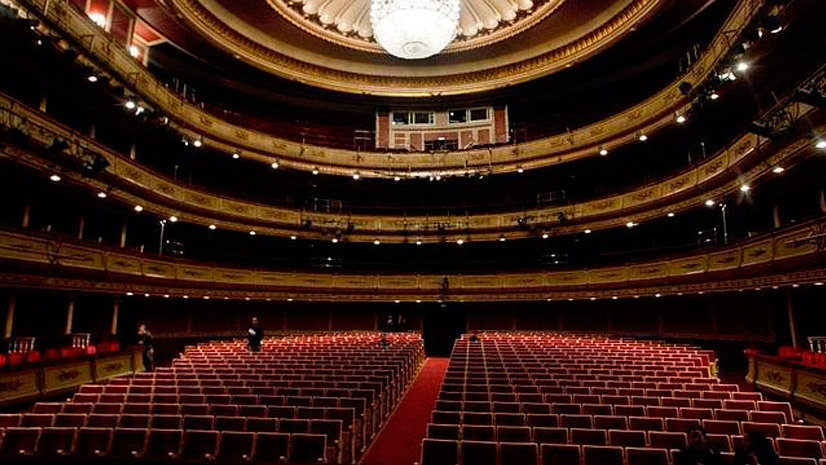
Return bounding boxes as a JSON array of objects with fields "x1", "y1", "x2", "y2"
[{"x1": 360, "y1": 357, "x2": 449, "y2": 465}]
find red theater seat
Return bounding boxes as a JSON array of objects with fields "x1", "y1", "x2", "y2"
[
  {"x1": 776, "y1": 438, "x2": 825, "y2": 459},
  {"x1": 35, "y1": 427, "x2": 76, "y2": 457},
  {"x1": 253, "y1": 432, "x2": 290, "y2": 464},
  {"x1": 583, "y1": 445, "x2": 624, "y2": 465},
  {"x1": 461, "y1": 440, "x2": 497, "y2": 465},
  {"x1": 649, "y1": 431, "x2": 687, "y2": 450},
  {"x1": 181, "y1": 430, "x2": 218, "y2": 461},
  {"x1": 216, "y1": 431, "x2": 255, "y2": 463},
  {"x1": 541, "y1": 444, "x2": 580, "y2": 465},
  {"x1": 571, "y1": 428, "x2": 607, "y2": 446},
  {"x1": 108, "y1": 428, "x2": 147, "y2": 458},
  {"x1": 75, "y1": 427, "x2": 112, "y2": 457},
  {"x1": 497, "y1": 426, "x2": 532, "y2": 442},
  {"x1": 783, "y1": 425, "x2": 826, "y2": 441},
  {"x1": 143, "y1": 428, "x2": 182, "y2": 460},
  {"x1": 627, "y1": 447, "x2": 670, "y2": 465},
  {"x1": 500, "y1": 442, "x2": 537, "y2": 465},
  {"x1": 421, "y1": 438, "x2": 458, "y2": 465},
  {"x1": 609, "y1": 429, "x2": 647, "y2": 448},
  {"x1": 0, "y1": 427, "x2": 40, "y2": 456}
]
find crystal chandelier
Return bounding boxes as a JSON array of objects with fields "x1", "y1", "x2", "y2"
[{"x1": 370, "y1": 0, "x2": 460, "y2": 60}]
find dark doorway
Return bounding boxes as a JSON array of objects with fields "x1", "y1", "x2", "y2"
[{"x1": 422, "y1": 303, "x2": 465, "y2": 357}]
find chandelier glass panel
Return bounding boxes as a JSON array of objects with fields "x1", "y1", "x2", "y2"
[{"x1": 370, "y1": 0, "x2": 460, "y2": 59}]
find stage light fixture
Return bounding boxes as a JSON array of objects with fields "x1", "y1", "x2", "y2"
[
  {"x1": 740, "y1": 184, "x2": 751, "y2": 192},
  {"x1": 394, "y1": 176, "x2": 401, "y2": 181},
  {"x1": 125, "y1": 100, "x2": 136, "y2": 110},
  {"x1": 599, "y1": 146, "x2": 608, "y2": 156},
  {"x1": 192, "y1": 139, "x2": 203, "y2": 148},
  {"x1": 232, "y1": 153, "x2": 240, "y2": 159},
  {"x1": 626, "y1": 221, "x2": 636, "y2": 228},
  {"x1": 517, "y1": 167, "x2": 524, "y2": 173},
  {"x1": 655, "y1": 293, "x2": 662, "y2": 298},
  {"x1": 87, "y1": 75, "x2": 98, "y2": 83},
  {"x1": 290, "y1": 235, "x2": 297, "y2": 240},
  {"x1": 49, "y1": 174, "x2": 61, "y2": 182},
  {"x1": 676, "y1": 114, "x2": 687, "y2": 124},
  {"x1": 373, "y1": 239, "x2": 381, "y2": 245},
  {"x1": 667, "y1": 212, "x2": 675, "y2": 217},
  {"x1": 270, "y1": 161, "x2": 279, "y2": 169},
  {"x1": 249, "y1": 230, "x2": 256, "y2": 236},
  {"x1": 456, "y1": 239, "x2": 464, "y2": 245},
  {"x1": 499, "y1": 236, "x2": 506, "y2": 242},
  {"x1": 736, "y1": 61, "x2": 749, "y2": 72},
  {"x1": 332, "y1": 238, "x2": 339, "y2": 243},
  {"x1": 312, "y1": 168, "x2": 319, "y2": 175},
  {"x1": 208, "y1": 224, "x2": 216, "y2": 230},
  {"x1": 97, "y1": 191, "x2": 107, "y2": 198},
  {"x1": 353, "y1": 172, "x2": 360, "y2": 180},
  {"x1": 772, "y1": 166, "x2": 785, "y2": 173},
  {"x1": 584, "y1": 229, "x2": 592, "y2": 234},
  {"x1": 816, "y1": 140, "x2": 826, "y2": 149},
  {"x1": 705, "y1": 199, "x2": 716, "y2": 207},
  {"x1": 129, "y1": 45, "x2": 140, "y2": 58},
  {"x1": 134, "y1": 205, "x2": 143, "y2": 212},
  {"x1": 638, "y1": 133, "x2": 648, "y2": 142},
  {"x1": 126, "y1": 292, "x2": 133, "y2": 296},
  {"x1": 168, "y1": 216, "x2": 178, "y2": 223},
  {"x1": 710, "y1": 92, "x2": 720, "y2": 100},
  {"x1": 541, "y1": 233, "x2": 549, "y2": 239},
  {"x1": 416, "y1": 240, "x2": 422, "y2": 245}
]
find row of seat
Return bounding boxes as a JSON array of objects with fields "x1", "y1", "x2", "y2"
[
  {"x1": 421, "y1": 438, "x2": 826, "y2": 465},
  {"x1": 432, "y1": 402, "x2": 790, "y2": 421},
  {"x1": 0, "y1": 427, "x2": 327, "y2": 464},
  {"x1": 73, "y1": 390, "x2": 377, "y2": 405},
  {"x1": 437, "y1": 392, "x2": 762, "y2": 405},
  {"x1": 426, "y1": 423, "x2": 826, "y2": 457}
]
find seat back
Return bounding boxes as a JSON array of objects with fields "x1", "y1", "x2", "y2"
[
  {"x1": 216, "y1": 431, "x2": 255, "y2": 463},
  {"x1": 461, "y1": 440, "x2": 497, "y2": 465},
  {"x1": 0, "y1": 427, "x2": 41, "y2": 455},
  {"x1": 253, "y1": 432, "x2": 290, "y2": 463},
  {"x1": 421, "y1": 438, "x2": 459, "y2": 465},
  {"x1": 108, "y1": 428, "x2": 147, "y2": 458},
  {"x1": 180, "y1": 430, "x2": 218, "y2": 460},
  {"x1": 35, "y1": 427, "x2": 77, "y2": 457},
  {"x1": 290, "y1": 433, "x2": 327, "y2": 464}
]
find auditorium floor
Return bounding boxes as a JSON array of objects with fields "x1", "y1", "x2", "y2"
[{"x1": 360, "y1": 358, "x2": 449, "y2": 465}]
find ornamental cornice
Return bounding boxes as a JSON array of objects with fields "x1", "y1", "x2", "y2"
[{"x1": 15, "y1": 0, "x2": 764, "y2": 176}]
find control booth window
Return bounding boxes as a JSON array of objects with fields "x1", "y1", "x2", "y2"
[
  {"x1": 448, "y1": 109, "x2": 467, "y2": 124},
  {"x1": 425, "y1": 138, "x2": 459, "y2": 151},
  {"x1": 413, "y1": 112, "x2": 434, "y2": 125},
  {"x1": 470, "y1": 108, "x2": 489, "y2": 121},
  {"x1": 392, "y1": 112, "x2": 410, "y2": 125}
]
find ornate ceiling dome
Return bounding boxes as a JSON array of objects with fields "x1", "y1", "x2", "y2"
[{"x1": 160, "y1": 0, "x2": 665, "y2": 96}]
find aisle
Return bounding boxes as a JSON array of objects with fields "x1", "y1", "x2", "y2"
[{"x1": 359, "y1": 357, "x2": 449, "y2": 465}]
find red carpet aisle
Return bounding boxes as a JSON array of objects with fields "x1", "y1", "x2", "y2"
[{"x1": 360, "y1": 357, "x2": 449, "y2": 465}]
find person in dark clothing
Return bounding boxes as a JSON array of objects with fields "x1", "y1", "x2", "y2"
[
  {"x1": 137, "y1": 323, "x2": 154, "y2": 372},
  {"x1": 247, "y1": 317, "x2": 263, "y2": 352},
  {"x1": 381, "y1": 314, "x2": 394, "y2": 332},
  {"x1": 676, "y1": 427, "x2": 721, "y2": 465},
  {"x1": 733, "y1": 431, "x2": 780, "y2": 465}
]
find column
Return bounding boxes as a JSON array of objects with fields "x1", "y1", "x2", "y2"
[
  {"x1": 119, "y1": 221, "x2": 128, "y2": 248},
  {"x1": 65, "y1": 297, "x2": 75, "y2": 335},
  {"x1": 77, "y1": 215, "x2": 85, "y2": 240},
  {"x1": 111, "y1": 297, "x2": 120, "y2": 336},
  {"x1": 4, "y1": 293, "x2": 15, "y2": 339},
  {"x1": 819, "y1": 188, "x2": 826, "y2": 214},
  {"x1": 786, "y1": 290, "x2": 799, "y2": 348},
  {"x1": 772, "y1": 204, "x2": 782, "y2": 228},
  {"x1": 21, "y1": 203, "x2": 31, "y2": 228}
]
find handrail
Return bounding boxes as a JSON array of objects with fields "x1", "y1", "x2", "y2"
[
  {"x1": 1, "y1": 88, "x2": 821, "y2": 242},
  {"x1": 0, "y1": 213, "x2": 824, "y2": 300},
  {"x1": 12, "y1": 0, "x2": 766, "y2": 177}
]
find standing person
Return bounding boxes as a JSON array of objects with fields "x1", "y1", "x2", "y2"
[
  {"x1": 247, "y1": 317, "x2": 264, "y2": 352},
  {"x1": 137, "y1": 323, "x2": 154, "y2": 372},
  {"x1": 676, "y1": 427, "x2": 722, "y2": 465}
]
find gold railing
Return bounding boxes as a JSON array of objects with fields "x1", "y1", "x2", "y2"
[
  {"x1": 0, "y1": 90, "x2": 820, "y2": 243},
  {"x1": 0, "y1": 215, "x2": 824, "y2": 301},
  {"x1": 14, "y1": 0, "x2": 765, "y2": 176}
]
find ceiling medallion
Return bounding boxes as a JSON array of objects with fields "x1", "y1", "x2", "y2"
[{"x1": 370, "y1": 0, "x2": 460, "y2": 59}]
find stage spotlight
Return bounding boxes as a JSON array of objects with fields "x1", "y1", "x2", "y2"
[
  {"x1": 676, "y1": 114, "x2": 687, "y2": 124},
  {"x1": 541, "y1": 233, "x2": 549, "y2": 239},
  {"x1": 705, "y1": 199, "x2": 716, "y2": 207},
  {"x1": 125, "y1": 100, "x2": 136, "y2": 110},
  {"x1": 817, "y1": 140, "x2": 826, "y2": 149},
  {"x1": 667, "y1": 212, "x2": 675, "y2": 218},
  {"x1": 373, "y1": 239, "x2": 381, "y2": 245},
  {"x1": 638, "y1": 133, "x2": 648, "y2": 142},
  {"x1": 249, "y1": 230, "x2": 256, "y2": 236},
  {"x1": 736, "y1": 61, "x2": 749, "y2": 72},
  {"x1": 456, "y1": 239, "x2": 464, "y2": 245},
  {"x1": 584, "y1": 229, "x2": 592, "y2": 234},
  {"x1": 599, "y1": 146, "x2": 608, "y2": 156},
  {"x1": 331, "y1": 237, "x2": 339, "y2": 243},
  {"x1": 710, "y1": 92, "x2": 720, "y2": 100},
  {"x1": 232, "y1": 153, "x2": 240, "y2": 159},
  {"x1": 49, "y1": 174, "x2": 61, "y2": 182},
  {"x1": 134, "y1": 205, "x2": 144, "y2": 212},
  {"x1": 516, "y1": 167, "x2": 524, "y2": 173},
  {"x1": 208, "y1": 224, "x2": 216, "y2": 230},
  {"x1": 129, "y1": 45, "x2": 140, "y2": 58},
  {"x1": 626, "y1": 222, "x2": 636, "y2": 228},
  {"x1": 97, "y1": 191, "x2": 107, "y2": 199},
  {"x1": 416, "y1": 240, "x2": 422, "y2": 245},
  {"x1": 352, "y1": 172, "x2": 360, "y2": 180},
  {"x1": 312, "y1": 168, "x2": 319, "y2": 175},
  {"x1": 772, "y1": 166, "x2": 785, "y2": 174},
  {"x1": 740, "y1": 184, "x2": 751, "y2": 192},
  {"x1": 169, "y1": 216, "x2": 178, "y2": 223},
  {"x1": 87, "y1": 74, "x2": 98, "y2": 83},
  {"x1": 290, "y1": 235, "x2": 297, "y2": 240},
  {"x1": 270, "y1": 161, "x2": 278, "y2": 169}
]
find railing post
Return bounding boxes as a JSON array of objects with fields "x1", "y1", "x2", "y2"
[
  {"x1": 111, "y1": 296, "x2": 120, "y2": 336},
  {"x1": 4, "y1": 293, "x2": 15, "y2": 339},
  {"x1": 786, "y1": 289, "x2": 799, "y2": 348}
]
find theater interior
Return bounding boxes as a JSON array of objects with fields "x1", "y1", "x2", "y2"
[{"x1": 1, "y1": 0, "x2": 826, "y2": 463}]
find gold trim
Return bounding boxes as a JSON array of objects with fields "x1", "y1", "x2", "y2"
[
  {"x1": 1, "y1": 89, "x2": 818, "y2": 242},
  {"x1": 0, "y1": 216, "x2": 824, "y2": 300},
  {"x1": 17, "y1": 0, "x2": 762, "y2": 176}
]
